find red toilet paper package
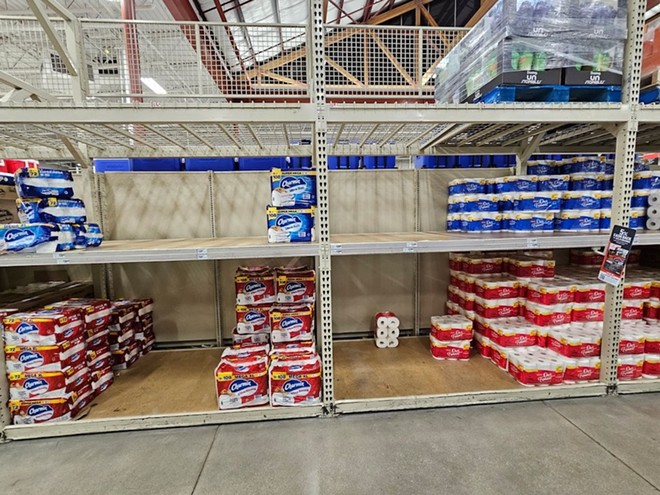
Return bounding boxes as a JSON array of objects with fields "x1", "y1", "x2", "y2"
[
  {"x1": 270, "y1": 304, "x2": 315, "y2": 343},
  {"x1": 9, "y1": 398, "x2": 72, "y2": 425},
  {"x1": 270, "y1": 341, "x2": 316, "y2": 358},
  {"x1": 232, "y1": 328, "x2": 270, "y2": 345},
  {"x1": 524, "y1": 302, "x2": 572, "y2": 326},
  {"x1": 644, "y1": 327, "x2": 660, "y2": 353},
  {"x1": 46, "y1": 298, "x2": 112, "y2": 331},
  {"x1": 508, "y1": 349, "x2": 565, "y2": 386},
  {"x1": 109, "y1": 301, "x2": 137, "y2": 328},
  {"x1": 621, "y1": 300, "x2": 644, "y2": 320},
  {"x1": 618, "y1": 355, "x2": 644, "y2": 381},
  {"x1": 270, "y1": 352, "x2": 322, "y2": 407},
  {"x1": 462, "y1": 255, "x2": 503, "y2": 275},
  {"x1": 235, "y1": 305, "x2": 272, "y2": 334},
  {"x1": 215, "y1": 355, "x2": 269, "y2": 410},
  {"x1": 644, "y1": 300, "x2": 660, "y2": 320},
  {"x1": 507, "y1": 256, "x2": 555, "y2": 278},
  {"x1": 489, "y1": 342, "x2": 510, "y2": 370},
  {"x1": 573, "y1": 283, "x2": 607, "y2": 303},
  {"x1": 429, "y1": 334, "x2": 471, "y2": 360},
  {"x1": 619, "y1": 326, "x2": 646, "y2": 355},
  {"x1": 474, "y1": 276, "x2": 520, "y2": 300},
  {"x1": 547, "y1": 328, "x2": 601, "y2": 358},
  {"x1": 623, "y1": 280, "x2": 651, "y2": 300},
  {"x1": 652, "y1": 281, "x2": 660, "y2": 299},
  {"x1": 276, "y1": 269, "x2": 316, "y2": 304},
  {"x1": 455, "y1": 290, "x2": 475, "y2": 312},
  {"x1": 85, "y1": 328, "x2": 110, "y2": 354},
  {"x1": 489, "y1": 320, "x2": 538, "y2": 347},
  {"x1": 3, "y1": 309, "x2": 84, "y2": 346},
  {"x1": 430, "y1": 315, "x2": 473, "y2": 341},
  {"x1": 5, "y1": 335, "x2": 86, "y2": 373},
  {"x1": 8, "y1": 364, "x2": 89, "y2": 400},
  {"x1": 526, "y1": 280, "x2": 575, "y2": 305},
  {"x1": 222, "y1": 342, "x2": 270, "y2": 360},
  {"x1": 572, "y1": 302, "x2": 605, "y2": 322},
  {"x1": 475, "y1": 297, "x2": 521, "y2": 319},
  {"x1": 563, "y1": 357, "x2": 600, "y2": 382},
  {"x1": 235, "y1": 266, "x2": 277, "y2": 305},
  {"x1": 88, "y1": 350, "x2": 112, "y2": 374},
  {"x1": 642, "y1": 354, "x2": 660, "y2": 378},
  {"x1": 473, "y1": 332, "x2": 492, "y2": 358}
]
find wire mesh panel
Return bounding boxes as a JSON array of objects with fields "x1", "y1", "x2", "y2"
[
  {"x1": 0, "y1": 17, "x2": 73, "y2": 99},
  {"x1": 324, "y1": 25, "x2": 467, "y2": 101}
]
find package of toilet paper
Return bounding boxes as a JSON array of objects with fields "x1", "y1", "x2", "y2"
[
  {"x1": 623, "y1": 280, "x2": 652, "y2": 300},
  {"x1": 619, "y1": 326, "x2": 646, "y2": 354},
  {"x1": 473, "y1": 332, "x2": 492, "y2": 358},
  {"x1": 570, "y1": 173, "x2": 602, "y2": 191},
  {"x1": 430, "y1": 315, "x2": 473, "y2": 341},
  {"x1": 232, "y1": 329, "x2": 270, "y2": 345},
  {"x1": 0, "y1": 223, "x2": 72, "y2": 253},
  {"x1": 221, "y1": 343, "x2": 270, "y2": 360},
  {"x1": 276, "y1": 268, "x2": 316, "y2": 304},
  {"x1": 72, "y1": 223, "x2": 103, "y2": 249},
  {"x1": 269, "y1": 352, "x2": 322, "y2": 406},
  {"x1": 3, "y1": 308, "x2": 84, "y2": 346},
  {"x1": 266, "y1": 206, "x2": 315, "y2": 243},
  {"x1": 17, "y1": 198, "x2": 87, "y2": 224},
  {"x1": 489, "y1": 320, "x2": 538, "y2": 347},
  {"x1": 537, "y1": 175, "x2": 570, "y2": 191},
  {"x1": 526, "y1": 280, "x2": 575, "y2": 305},
  {"x1": 547, "y1": 328, "x2": 601, "y2": 358},
  {"x1": 554, "y1": 210, "x2": 601, "y2": 232},
  {"x1": 524, "y1": 302, "x2": 572, "y2": 326},
  {"x1": 460, "y1": 213, "x2": 502, "y2": 233},
  {"x1": 642, "y1": 354, "x2": 660, "y2": 379},
  {"x1": 9, "y1": 398, "x2": 72, "y2": 424},
  {"x1": 270, "y1": 169, "x2": 317, "y2": 208},
  {"x1": 215, "y1": 354, "x2": 269, "y2": 410},
  {"x1": 15, "y1": 168, "x2": 75, "y2": 199},
  {"x1": 462, "y1": 255, "x2": 503, "y2": 274},
  {"x1": 572, "y1": 302, "x2": 605, "y2": 322},
  {"x1": 270, "y1": 304, "x2": 314, "y2": 343},
  {"x1": 563, "y1": 356, "x2": 600, "y2": 383},
  {"x1": 448, "y1": 178, "x2": 486, "y2": 195},
  {"x1": 561, "y1": 191, "x2": 600, "y2": 210},
  {"x1": 474, "y1": 276, "x2": 520, "y2": 299},
  {"x1": 235, "y1": 305, "x2": 271, "y2": 334},
  {"x1": 8, "y1": 365, "x2": 90, "y2": 401},
  {"x1": 235, "y1": 266, "x2": 276, "y2": 305},
  {"x1": 475, "y1": 297, "x2": 521, "y2": 318},
  {"x1": 429, "y1": 334, "x2": 471, "y2": 361},
  {"x1": 508, "y1": 349, "x2": 565, "y2": 386},
  {"x1": 617, "y1": 355, "x2": 644, "y2": 380},
  {"x1": 5, "y1": 337, "x2": 87, "y2": 373}
]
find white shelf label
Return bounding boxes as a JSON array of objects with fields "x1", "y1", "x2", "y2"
[
  {"x1": 526, "y1": 238, "x2": 539, "y2": 249},
  {"x1": 196, "y1": 248, "x2": 209, "y2": 260},
  {"x1": 331, "y1": 244, "x2": 342, "y2": 255},
  {"x1": 403, "y1": 242, "x2": 417, "y2": 253},
  {"x1": 53, "y1": 253, "x2": 70, "y2": 265}
]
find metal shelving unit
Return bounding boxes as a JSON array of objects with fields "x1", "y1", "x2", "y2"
[{"x1": 0, "y1": 0, "x2": 657, "y2": 439}]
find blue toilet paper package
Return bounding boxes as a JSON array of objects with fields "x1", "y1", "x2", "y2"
[
  {"x1": 463, "y1": 194, "x2": 499, "y2": 213},
  {"x1": 460, "y1": 213, "x2": 501, "y2": 233},
  {"x1": 630, "y1": 190, "x2": 651, "y2": 208},
  {"x1": 448, "y1": 179, "x2": 486, "y2": 195},
  {"x1": 270, "y1": 169, "x2": 317, "y2": 208},
  {"x1": 447, "y1": 195, "x2": 465, "y2": 213},
  {"x1": 531, "y1": 213, "x2": 555, "y2": 231},
  {"x1": 267, "y1": 207, "x2": 315, "y2": 243},
  {"x1": 570, "y1": 174, "x2": 601, "y2": 191},
  {"x1": 72, "y1": 223, "x2": 103, "y2": 249},
  {"x1": 563, "y1": 157, "x2": 605, "y2": 174},
  {"x1": 554, "y1": 211, "x2": 600, "y2": 232},
  {"x1": 0, "y1": 223, "x2": 74, "y2": 253},
  {"x1": 505, "y1": 212, "x2": 533, "y2": 233},
  {"x1": 511, "y1": 176, "x2": 537, "y2": 192},
  {"x1": 537, "y1": 175, "x2": 569, "y2": 192},
  {"x1": 514, "y1": 192, "x2": 560, "y2": 212},
  {"x1": 447, "y1": 214, "x2": 462, "y2": 232},
  {"x1": 562, "y1": 191, "x2": 600, "y2": 210},
  {"x1": 601, "y1": 175, "x2": 614, "y2": 191},
  {"x1": 600, "y1": 192, "x2": 613, "y2": 209},
  {"x1": 16, "y1": 198, "x2": 87, "y2": 224},
  {"x1": 15, "y1": 168, "x2": 74, "y2": 199},
  {"x1": 630, "y1": 208, "x2": 647, "y2": 230},
  {"x1": 633, "y1": 171, "x2": 660, "y2": 190},
  {"x1": 527, "y1": 161, "x2": 555, "y2": 175},
  {"x1": 600, "y1": 210, "x2": 611, "y2": 231},
  {"x1": 0, "y1": 173, "x2": 14, "y2": 186}
]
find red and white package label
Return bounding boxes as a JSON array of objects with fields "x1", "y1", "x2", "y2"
[
  {"x1": 475, "y1": 298, "x2": 520, "y2": 319},
  {"x1": 430, "y1": 326, "x2": 473, "y2": 341},
  {"x1": 509, "y1": 361, "x2": 564, "y2": 386},
  {"x1": 574, "y1": 286, "x2": 606, "y2": 303},
  {"x1": 526, "y1": 282, "x2": 574, "y2": 306},
  {"x1": 235, "y1": 267, "x2": 276, "y2": 305},
  {"x1": 276, "y1": 271, "x2": 316, "y2": 304},
  {"x1": 644, "y1": 301, "x2": 660, "y2": 320},
  {"x1": 473, "y1": 334, "x2": 491, "y2": 358},
  {"x1": 547, "y1": 331, "x2": 601, "y2": 358},
  {"x1": 8, "y1": 365, "x2": 89, "y2": 401},
  {"x1": 618, "y1": 357, "x2": 644, "y2": 381},
  {"x1": 232, "y1": 329, "x2": 270, "y2": 345},
  {"x1": 270, "y1": 305, "x2": 314, "y2": 343},
  {"x1": 270, "y1": 353, "x2": 322, "y2": 407},
  {"x1": 489, "y1": 344, "x2": 509, "y2": 370},
  {"x1": 642, "y1": 355, "x2": 660, "y2": 378},
  {"x1": 622, "y1": 302, "x2": 644, "y2": 320},
  {"x1": 3, "y1": 309, "x2": 84, "y2": 346},
  {"x1": 270, "y1": 341, "x2": 316, "y2": 358},
  {"x1": 524, "y1": 303, "x2": 572, "y2": 327},
  {"x1": 645, "y1": 332, "x2": 660, "y2": 353},
  {"x1": 47, "y1": 299, "x2": 112, "y2": 331},
  {"x1": 222, "y1": 343, "x2": 270, "y2": 360},
  {"x1": 623, "y1": 282, "x2": 651, "y2": 300},
  {"x1": 464, "y1": 257, "x2": 503, "y2": 275},
  {"x1": 5, "y1": 337, "x2": 86, "y2": 373},
  {"x1": 491, "y1": 329, "x2": 537, "y2": 348},
  {"x1": 619, "y1": 339, "x2": 645, "y2": 355},
  {"x1": 215, "y1": 355, "x2": 269, "y2": 410},
  {"x1": 572, "y1": 304, "x2": 604, "y2": 323},
  {"x1": 474, "y1": 282, "x2": 519, "y2": 300},
  {"x1": 235, "y1": 305, "x2": 271, "y2": 334},
  {"x1": 10, "y1": 398, "x2": 71, "y2": 425},
  {"x1": 564, "y1": 358, "x2": 600, "y2": 382},
  {"x1": 429, "y1": 334, "x2": 470, "y2": 360}
]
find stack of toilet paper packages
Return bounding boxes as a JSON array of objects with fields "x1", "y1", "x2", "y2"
[
  {"x1": 447, "y1": 164, "x2": 659, "y2": 234},
  {"x1": 111, "y1": 298, "x2": 156, "y2": 358},
  {"x1": 108, "y1": 300, "x2": 148, "y2": 372},
  {"x1": 0, "y1": 168, "x2": 103, "y2": 253},
  {"x1": 267, "y1": 168, "x2": 316, "y2": 243},
  {"x1": 429, "y1": 315, "x2": 473, "y2": 361},
  {"x1": 3, "y1": 308, "x2": 93, "y2": 424},
  {"x1": 222, "y1": 265, "x2": 321, "y2": 409},
  {"x1": 215, "y1": 337, "x2": 322, "y2": 410},
  {"x1": 373, "y1": 312, "x2": 400, "y2": 348},
  {"x1": 445, "y1": 250, "x2": 660, "y2": 386},
  {"x1": 45, "y1": 299, "x2": 115, "y2": 397}
]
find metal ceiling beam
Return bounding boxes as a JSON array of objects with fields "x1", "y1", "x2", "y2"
[
  {"x1": 26, "y1": 0, "x2": 77, "y2": 76},
  {"x1": 362, "y1": 0, "x2": 376, "y2": 22},
  {"x1": 212, "y1": 0, "x2": 249, "y2": 77},
  {"x1": 465, "y1": 0, "x2": 497, "y2": 27},
  {"x1": 0, "y1": 70, "x2": 56, "y2": 102},
  {"x1": 180, "y1": 124, "x2": 215, "y2": 149},
  {"x1": 103, "y1": 124, "x2": 158, "y2": 149},
  {"x1": 72, "y1": 124, "x2": 134, "y2": 148}
]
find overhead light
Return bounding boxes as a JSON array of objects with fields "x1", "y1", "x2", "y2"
[{"x1": 141, "y1": 77, "x2": 167, "y2": 95}]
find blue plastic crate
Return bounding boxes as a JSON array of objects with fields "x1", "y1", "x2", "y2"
[
  {"x1": 457, "y1": 156, "x2": 473, "y2": 168},
  {"x1": 363, "y1": 156, "x2": 396, "y2": 169},
  {"x1": 414, "y1": 156, "x2": 437, "y2": 168},
  {"x1": 184, "y1": 157, "x2": 235, "y2": 172},
  {"x1": 237, "y1": 156, "x2": 287, "y2": 171},
  {"x1": 93, "y1": 158, "x2": 132, "y2": 173},
  {"x1": 328, "y1": 156, "x2": 360, "y2": 170},
  {"x1": 288, "y1": 156, "x2": 313, "y2": 169},
  {"x1": 132, "y1": 158, "x2": 182, "y2": 172}
]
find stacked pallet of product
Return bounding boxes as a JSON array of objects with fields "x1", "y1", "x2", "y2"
[
  {"x1": 108, "y1": 298, "x2": 155, "y2": 371},
  {"x1": 215, "y1": 265, "x2": 322, "y2": 409},
  {"x1": 447, "y1": 156, "x2": 659, "y2": 233},
  {"x1": 443, "y1": 249, "x2": 660, "y2": 386},
  {"x1": 267, "y1": 168, "x2": 316, "y2": 243},
  {"x1": 0, "y1": 167, "x2": 103, "y2": 253}
]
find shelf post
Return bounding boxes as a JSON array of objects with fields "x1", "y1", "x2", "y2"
[
  {"x1": 600, "y1": 0, "x2": 645, "y2": 390},
  {"x1": 310, "y1": 0, "x2": 334, "y2": 410}
]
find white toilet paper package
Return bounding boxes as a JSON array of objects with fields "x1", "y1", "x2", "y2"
[
  {"x1": 266, "y1": 206, "x2": 315, "y2": 243},
  {"x1": 15, "y1": 168, "x2": 74, "y2": 199},
  {"x1": 71, "y1": 223, "x2": 103, "y2": 249},
  {"x1": 270, "y1": 168, "x2": 316, "y2": 208},
  {"x1": 17, "y1": 198, "x2": 87, "y2": 224},
  {"x1": 0, "y1": 223, "x2": 75, "y2": 253}
]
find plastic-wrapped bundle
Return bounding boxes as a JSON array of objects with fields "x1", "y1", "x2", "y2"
[
  {"x1": 0, "y1": 223, "x2": 74, "y2": 253},
  {"x1": 15, "y1": 168, "x2": 74, "y2": 199},
  {"x1": 17, "y1": 198, "x2": 87, "y2": 224},
  {"x1": 72, "y1": 223, "x2": 103, "y2": 249}
]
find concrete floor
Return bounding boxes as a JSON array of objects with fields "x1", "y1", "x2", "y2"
[{"x1": 0, "y1": 395, "x2": 659, "y2": 495}]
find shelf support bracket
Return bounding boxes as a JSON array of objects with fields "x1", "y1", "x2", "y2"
[
  {"x1": 26, "y1": 0, "x2": 78, "y2": 77},
  {"x1": 602, "y1": 123, "x2": 623, "y2": 138},
  {"x1": 515, "y1": 132, "x2": 545, "y2": 175}
]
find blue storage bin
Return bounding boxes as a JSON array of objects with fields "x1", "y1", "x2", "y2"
[
  {"x1": 457, "y1": 156, "x2": 473, "y2": 168},
  {"x1": 328, "y1": 156, "x2": 360, "y2": 170},
  {"x1": 184, "y1": 157, "x2": 235, "y2": 172},
  {"x1": 437, "y1": 156, "x2": 449, "y2": 168},
  {"x1": 492, "y1": 155, "x2": 509, "y2": 168},
  {"x1": 385, "y1": 156, "x2": 396, "y2": 168},
  {"x1": 363, "y1": 156, "x2": 396, "y2": 169},
  {"x1": 132, "y1": 158, "x2": 182, "y2": 172},
  {"x1": 288, "y1": 157, "x2": 313, "y2": 169},
  {"x1": 414, "y1": 156, "x2": 437, "y2": 168},
  {"x1": 93, "y1": 159, "x2": 132, "y2": 173},
  {"x1": 473, "y1": 155, "x2": 491, "y2": 168},
  {"x1": 238, "y1": 156, "x2": 287, "y2": 171}
]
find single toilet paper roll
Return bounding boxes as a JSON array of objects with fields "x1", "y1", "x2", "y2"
[
  {"x1": 649, "y1": 193, "x2": 660, "y2": 206},
  {"x1": 386, "y1": 316, "x2": 400, "y2": 329},
  {"x1": 649, "y1": 206, "x2": 660, "y2": 219},
  {"x1": 376, "y1": 338, "x2": 389, "y2": 349},
  {"x1": 375, "y1": 327, "x2": 388, "y2": 339},
  {"x1": 387, "y1": 338, "x2": 399, "y2": 348},
  {"x1": 376, "y1": 316, "x2": 389, "y2": 329},
  {"x1": 389, "y1": 327, "x2": 400, "y2": 339},
  {"x1": 647, "y1": 218, "x2": 660, "y2": 230}
]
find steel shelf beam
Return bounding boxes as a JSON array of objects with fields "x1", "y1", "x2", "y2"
[{"x1": 617, "y1": 379, "x2": 660, "y2": 394}]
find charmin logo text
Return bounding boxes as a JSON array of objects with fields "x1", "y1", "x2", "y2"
[
  {"x1": 280, "y1": 317, "x2": 304, "y2": 331},
  {"x1": 282, "y1": 379, "x2": 311, "y2": 395},
  {"x1": 18, "y1": 351, "x2": 43, "y2": 366},
  {"x1": 244, "y1": 311, "x2": 266, "y2": 324},
  {"x1": 5, "y1": 229, "x2": 34, "y2": 243},
  {"x1": 26, "y1": 404, "x2": 54, "y2": 420},
  {"x1": 229, "y1": 379, "x2": 258, "y2": 396},
  {"x1": 16, "y1": 322, "x2": 38, "y2": 335},
  {"x1": 244, "y1": 282, "x2": 266, "y2": 294},
  {"x1": 275, "y1": 215, "x2": 303, "y2": 231}
]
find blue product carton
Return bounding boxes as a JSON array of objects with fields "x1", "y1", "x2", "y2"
[
  {"x1": 505, "y1": 212, "x2": 533, "y2": 233},
  {"x1": 570, "y1": 173, "x2": 601, "y2": 191},
  {"x1": 554, "y1": 211, "x2": 600, "y2": 232},
  {"x1": 0, "y1": 223, "x2": 69, "y2": 252},
  {"x1": 630, "y1": 208, "x2": 647, "y2": 230},
  {"x1": 448, "y1": 178, "x2": 486, "y2": 195},
  {"x1": 600, "y1": 191, "x2": 613, "y2": 209},
  {"x1": 531, "y1": 213, "x2": 555, "y2": 231},
  {"x1": 599, "y1": 209, "x2": 611, "y2": 231},
  {"x1": 463, "y1": 194, "x2": 499, "y2": 213},
  {"x1": 17, "y1": 198, "x2": 87, "y2": 224},
  {"x1": 513, "y1": 176, "x2": 538, "y2": 192},
  {"x1": 601, "y1": 174, "x2": 614, "y2": 191},
  {"x1": 270, "y1": 168, "x2": 317, "y2": 208},
  {"x1": 0, "y1": 172, "x2": 15, "y2": 186},
  {"x1": 15, "y1": 168, "x2": 74, "y2": 199},
  {"x1": 447, "y1": 213, "x2": 462, "y2": 232},
  {"x1": 447, "y1": 195, "x2": 465, "y2": 213},
  {"x1": 514, "y1": 192, "x2": 561, "y2": 212},
  {"x1": 72, "y1": 223, "x2": 103, "y2": 249},
  {"x1": 266, "y1": 207, "x2": 315, "y2": 243},
  {"x1": 630, "y1": 190, "x2": 651, "y2": 208},
  {"x1": 633, "y1": 171, "x2": 660, "y2": 190},
  {"x1": 561, "y1": 191, "x2": 601, "y2": 210},
  {"x1": 460, "y1": 213, "x2": 502, "y2": 233},
  {"x1": 537, "y1": 175, "x2": 569, "y2": 191}
]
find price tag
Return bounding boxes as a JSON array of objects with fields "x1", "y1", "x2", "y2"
[
  {"x1": 403, "y1": 242, "x2": 417, "y2": 253},
  {"x1": 526, "y1": 238, "x2": 539, "y2": 249},
  {"x1": 53, "y1": 253, "x2": 70, "y2": 265},
  {"x1": 331, "y1": 244, "x2": 342, "y2": 255},
  {"x1": 196, "y1": 248, "x2": 209, "y2": 260}
]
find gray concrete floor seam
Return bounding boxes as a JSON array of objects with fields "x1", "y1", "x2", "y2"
[
  {"x1": 544, "y1": 400, "x2": 660, "y2": 492},
  {"x1": 191, "y1": 425, "x2": 221, "y2": 495}
]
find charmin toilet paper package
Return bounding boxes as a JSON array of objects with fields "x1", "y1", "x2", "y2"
[
  {"x1": 270, "y1": 169, "x2": 316, "y2": 208},
  {"x1": 215, "y1": 354, "x2": 269, "y2": 410},
  {"x1": 222, "y1": 343, "x2": 270, "y2": 360},
  {"x1": 235, "y1": 266, "x2": 276, "y2": 305},
  {"x1": 17, "y1": 198, "x2": 87, "y2": 224},
  {"x1": 8, "y1": 366, "x2": 90, "y2": 400},
  {"x1": 46, "y1": 298, "x2": 112, "y2": 332},
  {"x1": 270, "y1": 304, "x2": 314, "y2": 343},
  {"x1": 270, "y1": 341, "x2": 316, "y2": 358},
  {"x1": 276, "y1": 268, "x2": 316, "y2": 303},
  {"x1": 429, "y1": 335, "x2": 471, "y2": 361},
  {"x1": 4, "y1": 338, "x2": 86, "y2": 373},
  {"x1": 0, "y1": 223, "x2": 74, "y2": 253},
  {"x1": 3, "y1": 309, "x2": 84, "y2": 346},
  {"x1": 269, "y1": 352, "x2": 322, "y2": 407},
  {"x1": 266, "y1": 206, "x2": 315, "y2": 243},
  {"x1": 235, "y1": 305, "x2": 271, "y2": 334},
  {"x1": 72, "y1": 223, "x2": 103, "y2": 249},
  {"x1": 232, "y1": 329, "x2": 270, "y2": 345},
  {"x1": 9, "y1": 398, "x2": 72, "y2": 424},
  {"x1": 15, "y1": 168, "x2": 74, "y2": 199}
]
